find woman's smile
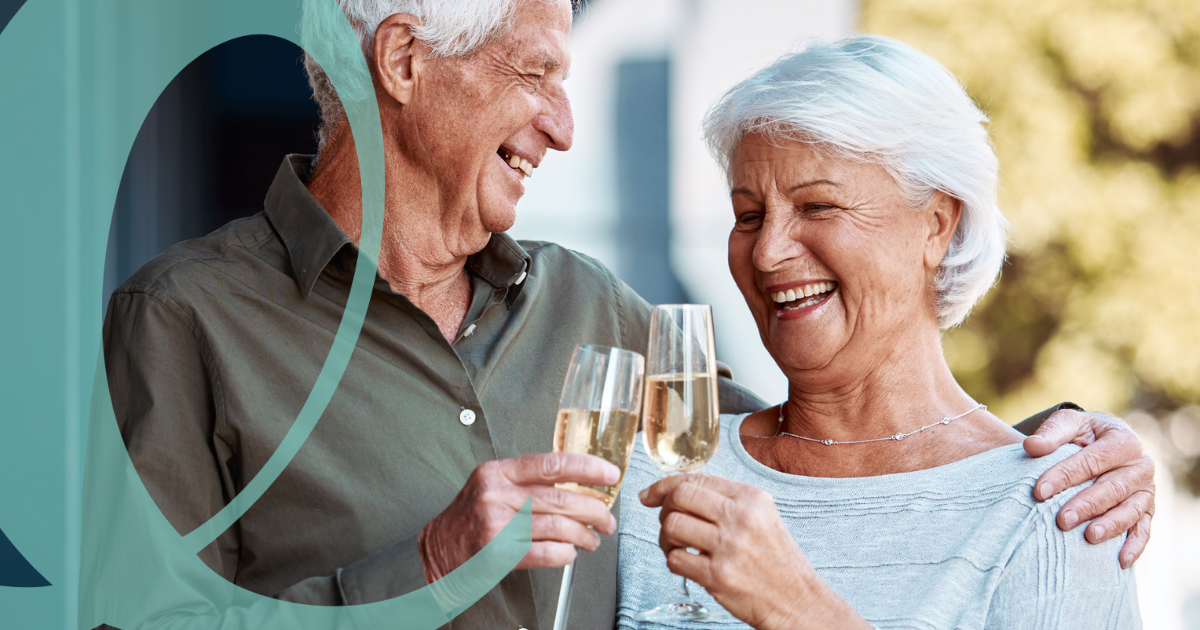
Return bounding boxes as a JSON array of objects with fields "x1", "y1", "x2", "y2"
[{"x1": 767, "y1": 280, "x2": 839, "y2": 319}]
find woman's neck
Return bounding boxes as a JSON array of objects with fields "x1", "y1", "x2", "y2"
[
  {"x1": 742, "y1": 326, "x2": 1020, "y2": 478},
  {"x1": 306, "y1": 124, "x2": 474, "y2": 342},
  {"x1": 783, "y1": 329, "x2": 967, "y2": 439}
]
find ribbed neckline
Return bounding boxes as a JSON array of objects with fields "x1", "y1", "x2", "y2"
[{"x1": 723, "y1": 412, "x2": 1054, "y2": 493}]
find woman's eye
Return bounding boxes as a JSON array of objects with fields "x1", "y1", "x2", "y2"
[
  {"x1": 804, "y1": 203, "x2": 836, "y2": 212},
  {"x1": 735, "y1": 213, "x2": 763, "y2": 228}
]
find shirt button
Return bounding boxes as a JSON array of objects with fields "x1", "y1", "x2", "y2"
[{"x1": 459, "y1": 409, "x2": 476, "y2": 426}]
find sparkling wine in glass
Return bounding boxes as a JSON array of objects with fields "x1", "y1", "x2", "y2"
[
  {"x1": 551, "y1": 344, "x2": 645, "y2": 630},
  {"x1": 635, "y1": 304, "x2": 729, "y2": 622}
]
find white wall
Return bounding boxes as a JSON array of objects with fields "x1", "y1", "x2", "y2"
[{"x1": 510, "y1": 0, "x2": 857, "y2": 401}]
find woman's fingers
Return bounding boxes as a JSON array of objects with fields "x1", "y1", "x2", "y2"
[
  {"x1": 664, "y1": 546, "x2": 710, "y2": 585},
  {"x1": 658, "y1": 509, "x2": 720, "y2": 554},
  {"x1": 657, "y1": 476, "x2": 737, "y2": 525},
  {"x1": 1119, "y1": 513, "x2": 1152, "y2": 569},
  {"x1": 640, "y1": 473, "x2": 753, "y2": 507},
  {"x1": 1031, "y1": 415, "x2": 1145, "y2": 501}
]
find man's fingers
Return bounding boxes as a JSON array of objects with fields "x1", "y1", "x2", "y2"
[
  {"x1": 1053, "y1": 457, "x2": 1153, "y2": 530},
  {"x1": 530, "y1": 486, "x2": 617, "y2": 534},
  {"x1": 516, "y1": 541, "x2": 578, "y2": 570},
  {"x1": 1082, "y1": 488, "x2": 1154, "y2": 545},
  {"x1": 1025, "y1": 409, "x2": 1091, "y2": 458},
  {"x1": 1033, "y1": 427, "x2": 1143, "y2": 501},
  {"x1": 501, "y1": 453, "x2": 620, "y2": 487},
  {"x1": 659, "y1": 509, "x2": 720, "y2": 554},
  {"x1": 1119, "y1": 513, "x2": 1152, "y2": 569},
  {"x1": 532, "y1": 513, "x2": 601, "y2": 551}
]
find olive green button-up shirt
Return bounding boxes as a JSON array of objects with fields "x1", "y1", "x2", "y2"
[{"x1": 102, "y1": 155, "x2": 766, "y2": 630}]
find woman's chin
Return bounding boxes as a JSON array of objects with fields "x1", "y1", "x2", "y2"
[{"x1": 770, "y1": 342, "x2": 837, "y2": 374}]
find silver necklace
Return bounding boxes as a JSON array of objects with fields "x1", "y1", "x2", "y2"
[{"x1": 776, "y1": 402, "x2": 986, "y2": 446}]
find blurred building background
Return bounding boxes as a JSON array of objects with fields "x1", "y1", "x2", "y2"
[{"x1": 2, "y1": 0, "x2": 1197, "y2": 626}]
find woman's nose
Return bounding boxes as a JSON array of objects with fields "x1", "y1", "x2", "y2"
[{"x1": 753, "y1": 211, "x2": 801, "y2": 271}]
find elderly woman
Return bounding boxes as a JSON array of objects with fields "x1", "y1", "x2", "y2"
[{"x1": 616, "y1": 36, "x2": 1141, "y2": 629}]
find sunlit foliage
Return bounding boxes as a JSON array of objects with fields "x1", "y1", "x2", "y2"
[{"x1": 863, "y1": 0, "x2": 1200, "y2": 489}]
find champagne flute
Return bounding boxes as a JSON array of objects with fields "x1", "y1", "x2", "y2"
[
  {"x1": 635, "y1": 304, "x2": 729, "y2": 621},
  {"x1": 551, "y1": 344, "x2": 645, "y2": 630}
]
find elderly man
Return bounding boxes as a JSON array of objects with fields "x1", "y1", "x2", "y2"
[{"x1": 102, "y1": 0, "x2": 1154, "y2": 628}]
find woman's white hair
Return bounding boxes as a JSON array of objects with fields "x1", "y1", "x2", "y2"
[
  {"x1": 301, "y1": 0, "x2": 571, "y2": 150},
  {"x1": 703, "y1": 35, "x2": 1008, "y2": 329}
]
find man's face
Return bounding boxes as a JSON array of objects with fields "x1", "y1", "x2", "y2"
[{"x1": 408, "y1": 0, "x2": 574, "y2": 242}]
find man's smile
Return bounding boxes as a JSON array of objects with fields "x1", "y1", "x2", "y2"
[{"x1": 497, "y1": 146, "x2": 535, "y2": 179}]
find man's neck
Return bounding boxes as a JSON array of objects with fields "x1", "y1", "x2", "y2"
[{"x1": 306, "y1": 125, "x2": 474, "y2": 342}]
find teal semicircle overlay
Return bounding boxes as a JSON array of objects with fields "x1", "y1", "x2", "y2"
[
  {"x1": 0, "y1": 527, "x2": 51, "y2": 588},
  {"x1": 0, "y1": 0, "x2": 531, "y2": 627}
]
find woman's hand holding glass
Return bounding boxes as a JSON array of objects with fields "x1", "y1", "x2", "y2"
[
  {"x1": 634, "y1": 304, "x2": 730, "y2": 621},
  {"x1": 640, "y1": 474, "x2": 872, "y2": 630}
]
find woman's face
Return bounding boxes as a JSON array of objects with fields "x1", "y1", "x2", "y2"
[{"x1": 727, "y1": 134, "x2": 958, "y2": 379}]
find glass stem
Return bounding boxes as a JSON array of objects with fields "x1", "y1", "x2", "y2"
[
  {"x1": 676, "y1": 576, "x2": 693, "y2": 601},
  {"x1": 552, "y1": 560, "x2": 576, "y2": 630}
]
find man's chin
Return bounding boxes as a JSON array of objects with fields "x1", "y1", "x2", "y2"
[{"x1": 479, "y1": 205, "x2": 519, "y2": 235}]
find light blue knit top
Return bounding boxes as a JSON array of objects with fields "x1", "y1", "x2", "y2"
[{"x1": 616, "y1": 413, "x2": 1141, "y2": 629}]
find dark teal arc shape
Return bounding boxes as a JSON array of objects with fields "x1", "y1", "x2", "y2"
[
  {"x1": 0, "y1": 0, "x2": 531, "y2": 627},
  {"x1": 0, "y1": 526, "x2": 51, "y2": 588}
]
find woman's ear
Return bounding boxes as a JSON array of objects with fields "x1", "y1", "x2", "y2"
[
  {"x1": 924, "y1": 191, "x2": 963, "y2": 270},
  {"x1": 373, "y1": 14, "x2": 422, "y2": 105}
]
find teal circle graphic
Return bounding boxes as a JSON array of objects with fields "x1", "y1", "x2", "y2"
[{"x1": 0, "y1": 0, "x2": 531, "y2": 628}]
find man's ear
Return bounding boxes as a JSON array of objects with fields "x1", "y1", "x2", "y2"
[
  {"x1": 374, "y1": 14, "x2": 422, "y2": 105},
  {"x1": 924, "y1": 191, "x2": 963, "y2": 270}
]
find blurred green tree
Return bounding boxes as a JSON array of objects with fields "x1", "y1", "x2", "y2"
[{"x1": 863, "y1": 0, "x2": 1200, "y2": 490}]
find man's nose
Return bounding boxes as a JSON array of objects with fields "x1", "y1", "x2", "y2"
[{"x1": 536, "y1": 89, "x2": 574, "y2": 152}]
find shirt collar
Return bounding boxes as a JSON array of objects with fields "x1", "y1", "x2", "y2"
[
  {"x1": 264, "y1": 155, "x2": 353, "y2": 297},
  {"x1": 470, "y1": 232, "x2": 531, "y2": 307},
  {"x1": 264, "y1": 154, "x2": 532, "y2": 302}
]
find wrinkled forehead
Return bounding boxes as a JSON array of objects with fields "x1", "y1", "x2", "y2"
[
  {"x1": 498, "y1": 0, "x2": 573, "y2": 70},
  {"x1": 729, "y1": 134, "x2": 893, "y2": 198},
  {"x1": 731, "y1": 136, "x2": 837, "y2": 181}
]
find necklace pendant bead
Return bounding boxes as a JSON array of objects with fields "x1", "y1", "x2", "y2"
[
  {"x1": 893, "y1": 433, "x2": 905, "y2": 440},
  {"x1": 823, "y1": 439, "x2": 834, "y2": 445},
  {"x1": 941, "y1": 417, "x2": 951, "y2": 424}
]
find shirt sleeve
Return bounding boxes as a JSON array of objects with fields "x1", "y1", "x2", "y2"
[
  {"x1": 104, "y1": 289, "x2": 241, "y2": 584},
  {"x1": 983, "y1": 489, "x2": 1141, "y2": 629},
  {"x1": 104, "y1": 289, "x2": 426, "y2": 607}
]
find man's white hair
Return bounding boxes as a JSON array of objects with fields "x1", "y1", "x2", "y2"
[
  {"x1": 703, "y1": 35, "x2": 1009, "y2": 330},
  {"x1": 301, "y1": 0, "x2": 573, "y2": 150}
]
